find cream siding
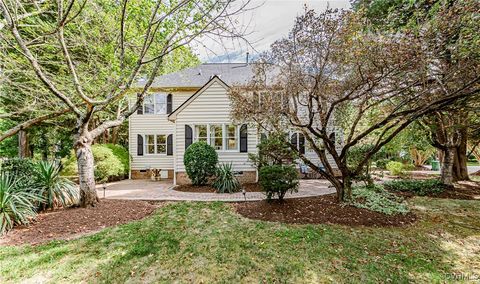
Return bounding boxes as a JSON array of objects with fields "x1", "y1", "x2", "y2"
[
  {"x1": 128, "y1": 91, "x2": 193, "y2": 170},
  {"x1": 174, "y1": 80, "x2": 257, "y2": 173}
]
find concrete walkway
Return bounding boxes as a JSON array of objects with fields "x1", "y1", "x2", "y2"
[{"x1": 96, "y1": 179, "x2": 335, "y2": 202}]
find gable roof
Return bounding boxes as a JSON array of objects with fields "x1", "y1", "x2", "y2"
[
  {"x1": 167, "y1": 76, "x2": 229, "y2": 121},
  {"x1": 134, "y1": 63, "x2": 253, "y2": 89}
]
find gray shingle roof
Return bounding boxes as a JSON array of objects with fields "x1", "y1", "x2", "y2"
[{"x1": 135, "y1": 63, "x2": 275, "y2": 88}]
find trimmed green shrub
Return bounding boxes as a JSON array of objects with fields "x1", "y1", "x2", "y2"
[
  {"x1": 212, "y1": 163, "x2": 240, "y2": 193},
  {"x1": 386, "y1": 161, "x2": 405, "y2": 176},
  {"x1": 384, "y1": 179, "x2": 446, "y2": 196},
  {"x1": 351, "y1": 185, "x2": 409, "y2": 215},
  {"x1": 34, "y1": 160, "x2": 79, "y2": 209},
  {"x1": 104, "y1": 144, "x2": 130, "y2": 174},
  {"x1": 184, "y1": 141, "x2": 218, "y2": 185},
  {"x1": 259, "y1": 165, "x2": 299, "y2": 201},
  {"x1": 249, "y1": 131, "x2": 297, "y2": 169},
  {"x1": 0, "y1": 173, "x2": 41, "y2": 235},
  {"x1": 61, "y1": 144, "x2": 127, "y2": 182},
  {"x1": 0, "y1": 158, "x2": 36, "y2": 189}
]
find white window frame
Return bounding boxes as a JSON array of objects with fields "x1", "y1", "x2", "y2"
[
  {"x1": 225, "y1": 124, "x2": 238, "y2": 151},
  {"x1": 210, "y1": 124, "x2": 224, "y2": 150},
  {"x1": 144, "y1": 134, "x2": 168, "y2": 155},
  {"x1": 143, "y1": 93, "x2": 167, "y2": 115},
  {"x1": 194, "y1": 124, "x2": 208, "y2": 143},
  {"x1": 192, "y1": 123, "x2": 240, "y2": 152}
]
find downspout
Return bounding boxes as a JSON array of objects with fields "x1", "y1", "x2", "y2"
[
  {"x1": 128, "y1": 101, "x2": 132, "y2": 180},
  {"x1": 172, "y1": 118, "x2": 177, "y2": 185}
]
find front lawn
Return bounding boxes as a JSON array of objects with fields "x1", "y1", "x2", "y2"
[{"x1": 0, "y1": 198, "x2": 479, "y2": 283}]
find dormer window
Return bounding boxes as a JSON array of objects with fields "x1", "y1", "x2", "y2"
[{"x1": 143, "y1": 93, "x2": 167, "y2": 114}]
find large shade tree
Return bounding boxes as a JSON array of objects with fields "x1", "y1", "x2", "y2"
[
  {"x1": 0, "y1": 0, "x2": 251, "y2": 206},
  {"x1": 0, "y1": 1, "x2": 199, "y2": 159},
  {"x1": 230, "y1": 8, "x2": 480, "y2": 202},
  {"x1": 353, "y1": 0, "x2": 480, "y2": 184}
]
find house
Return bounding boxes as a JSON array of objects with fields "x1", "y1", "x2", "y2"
[{"x1": 129, "y1": 63, "x2": 338, "y2": 185}]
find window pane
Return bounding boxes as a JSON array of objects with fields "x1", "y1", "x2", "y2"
[
  {"x1": 227, "y1": 138, "x2": 237, "y2": 150},
  {"x1": 144, "y1": 95, "x2": 154, "y2": 104},
  {"x1": 147, "y1": 144, "x2": 155, "y2": 154},
  {"x1": 157, "y1": 144, "x2": 166, "y2": 154},
  {"x1": 144, "y1": 104, "x2": 154, "y2": 114},
  {"x1": 146, "y1": 135, "x2": 155, "y2": 144},
  {"x1": 209, "y1": 125, "x2": 223, "y2": 150},
  {"x1": 195, "y1": 125, "x2": 207, "y2": 140},
  {"x1": 227, "y1": 125, "x2": 236, "y2": 138},
  {"x1": 156, "y1": 103, "x2": 166, "y2": 114},
  {"x1": 144, "y1": 96, "x2": 155, "y2": 114},
  {"x1": 154, "y1": 94, "x2": 166, "y2": 114},
  {"x1": 210, "y1": 125, "x2": 222, "y2": 137},
  {"x1": 157, "y1": 135, "x2": 166, "y2": 144},
  {"x1": 155, "y1": 94, "x2": 166, "y2": 104},
  {"x1": 211, "y1": 137, "x2": 223, "y2": 150}
]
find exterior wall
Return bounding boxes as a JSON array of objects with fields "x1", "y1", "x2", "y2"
[
  {"x1": 175, "y1": 171, "x2": 256, "y2": 185},
  {"x1": 174, "y1": 81, "x2": 258, "y2": 179},
  {"x1": 131, "y1": 169, "x2": 174, "y2": 180},
  {"x1": 302, "y1": 147, "x2": 342, "y2": 169},
  {"x1": 129, "y1": 91, "x2": 194, "y2": 172}
]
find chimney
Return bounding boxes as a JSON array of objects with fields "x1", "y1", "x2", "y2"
[{"x1": 246, "y1": 52, "x2": 249, "y2": 64}]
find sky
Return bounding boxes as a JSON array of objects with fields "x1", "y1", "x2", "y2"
[{"x1": 196, "y1": 0, "x2": 351, "y2": 63}]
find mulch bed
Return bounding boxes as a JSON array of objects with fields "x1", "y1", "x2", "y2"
[
  {"x1": 0, "y1": 199, "x2": 159, "y2": 246},
  {"x1": 233, "y1": 194, "x2": 416, "y2": 227},
  {"x1": 173, "y1": 183, "x2": 263, "y2": 193}
]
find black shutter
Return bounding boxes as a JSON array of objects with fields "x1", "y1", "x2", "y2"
[
  {"x1": 291, "y1": 133, "x2": 298, "y2": 150},
  {"x1": 240, "y1": 124, "x2": 248, "y2": 152},
  {"x1": 137, "y1": 134, "x2": 143, "y2": 156},
  {"x1": 167, "y1": 94, "x2": 172, "y2": 114},
  {"x1": 185, "y1": 125, "x2": 193, "y2": 150},
  {"x1": 329, "y1": 132, "x2": 336, "y2": 145},
  {"x1": 167, "y1": 134, "x2": 173, "y2": 155},
  {"x1": 136, "y1": 93, "x2": 143, "y2": 115},
  {"x1": 299, "y1": 133, "x2": 305, "y2": 154}
]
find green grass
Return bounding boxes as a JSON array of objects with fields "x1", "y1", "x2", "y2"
[{"x1": 1, "y1": 198, "x2": 479, "y2": 283}]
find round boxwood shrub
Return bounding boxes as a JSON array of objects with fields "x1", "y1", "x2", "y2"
[
  {"x1": 184, "y1": 141, "x2": 218, "y2": 185},
  {"x1": 61, "y1": 144, "x2": 128, "y2": 181},
  {"x1": 259, "y1": 164, "x2": 299, "y2": 201}
]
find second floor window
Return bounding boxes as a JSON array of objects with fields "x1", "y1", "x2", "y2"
[{"x1": 144, "y1": 94, "x2": 167, "y2": 114}]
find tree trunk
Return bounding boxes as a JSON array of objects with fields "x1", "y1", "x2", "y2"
[
  {"x1": 452, "y1": 137, "x2": 469, "y2": 181},
  {"x1": 441, "y1": 147, "x2": 455, "y2": 186},
  {"x1": 18, "y1": 129, "x2": 30, "y2": 158},
  {"x1": 75, "y1": 134, "x2": 99, "y2": 207},
  {"x1": 111, "y1": 126, "x2": 119, "y2": 145},
  {"x1": 343, "y1": 176, "x2": 353, "y2": 201}
]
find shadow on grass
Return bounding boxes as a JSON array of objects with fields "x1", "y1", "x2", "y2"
[{"x1": 1, "y1": 199, "x2": 478, "y2": 283}]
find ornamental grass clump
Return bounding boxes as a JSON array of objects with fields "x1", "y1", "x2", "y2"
[
  {"x1": 212, "y1": 163, "x2": 240, "y2": 193},
  {"x1": 34, "y1": 160, "x2": 79, "y2": 210},
  {"x1": 0, "y1": 173, "x2": 41, "y2": 235}
]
